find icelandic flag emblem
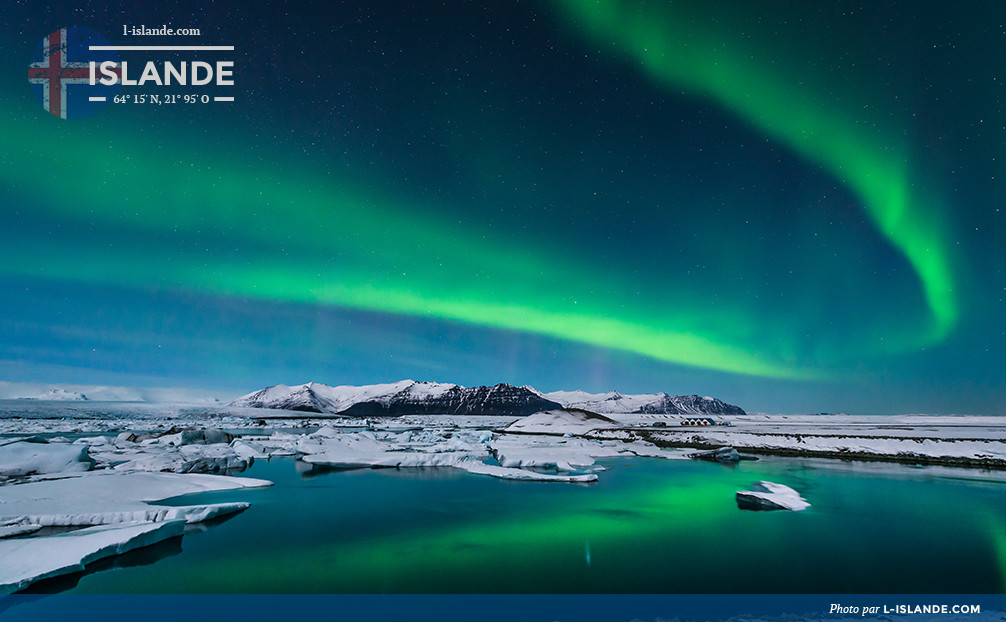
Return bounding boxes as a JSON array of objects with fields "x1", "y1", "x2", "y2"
[{"x1": 28, "y1": 27, "x2": 121, "y2": 120}]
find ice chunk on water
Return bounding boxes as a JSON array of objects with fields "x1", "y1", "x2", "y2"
[
  {"x1": 460, "y1": 461, "x2": 598, "y2": 482},
  {"x1": 736, "y1": 481, "x2": 810, "y2": 511},
  {"x1": 0, "y1": 518, "x2": 42, "y2": 539},
  {"x1": 0, "y1": 471, "x2": 271, "y2": 527},
  {"x1": 0, "y1": 520, "x2": 186, "y2": 593},
  {"x1": 0, "y1": 441, "x2": 95, "y2": 477},
  {"x1": 231, "y1": 439, "x2": 269, "y2": 461}
]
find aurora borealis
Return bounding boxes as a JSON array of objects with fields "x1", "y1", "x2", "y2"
[
  {"x1": 1, "y1": 1, "x2": 1004, "y2": 413},
  {"x1": 551, "y1": 0, "x2": 960, "y2": 341}
]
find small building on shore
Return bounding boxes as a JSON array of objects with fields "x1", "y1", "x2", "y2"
[{"x1": 680, "y1": 417, "x2": 716, "y2": 426}]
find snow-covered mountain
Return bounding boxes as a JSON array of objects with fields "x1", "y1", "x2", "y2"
[
  {"x1": 541, "y1": 390, "x2": 746, "y2": 416},
  {"x1": 20, "y1": 388, "x2": 88, "y2": 401},
  {"x1": 0, "y1": 381, "x2": 227, "y2": 403},
  {"x1": 230, "y1": 381, "x2": 563, "y2": 416},
  {"x1": 231, "y1": 380, "x2": 746, "y2": 417}
]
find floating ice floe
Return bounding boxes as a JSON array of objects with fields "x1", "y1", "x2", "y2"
[
  {"x1": 0, "y1": 471, "x2": 272, "y2": 528},
  {"x1": 293, "y1": 420, "x2": 683, "y2": 483},
  {"x1": 0, "y1": 471, "x2": 271, "y2": 592},
  {"x1": 71, "y1": 427, "x2": 254, "y2": 475},
  {"x1": 297, "y1": 428, "x2": 497, "y2": 473},
  {"x1": 735, "y1": 481, "x2": 810, "y2": 511},
  {"x1": 461, "y1": 461, "x2": 597, "y2": 482},
  {"x1": 489, "y1": 434, "x2": 677, "y2": 469},
  {"x1": 687, "y1": 446, "x2": 759, "y2": 463},
  {"x1": 0, "y1": 440, "x2": 95, "y2": 478},
  {"x1": 689, "y1": 447, "x2": 741, "y2": 463},
  {"x1": 231, "y1": 439, "x2": 270, "y2": 460},
  {"x1": 0, "y1": 518, "x2": 42, "y2": 539},
  {"x1": 0, "y1": 520, "x2": 186, "y2": 593}
]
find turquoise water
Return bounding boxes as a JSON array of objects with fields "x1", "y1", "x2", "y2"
[{"x1": 61, "y1": 456, "x2": 1006, "y2": 593}]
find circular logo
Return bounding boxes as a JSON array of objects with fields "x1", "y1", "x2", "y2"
[{"x1": 28, "y1": 27, "x2": 121, "y2": 120}]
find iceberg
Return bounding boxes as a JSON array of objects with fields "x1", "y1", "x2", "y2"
[
  {"x1": 82, "y1": 433, "x2": 250, "y2": 475},
  {"x1": 687, "y1": 446, "x2": 757, "y2": 463},
  {"x1": 231, "y1": 439, "x2": 270, "y2": 461},
  {"x1": 504, "y1": 409, "x2": 620, "y2": 435},
  {"x1": 489, "y1": 434, "x2": 680, "y2": 470},
  {"x1": 460, "y1": 460, "x2": 597, "y2": 482},
  {"x1": 0, "y1": 441, "x2": 95, "y2": 478},
  {"x1": 736, "y1": 481, "x2": 810, "y2": 511},
  {"x1": 294, "y1": 423, "x2": 681, "y2": 483}
]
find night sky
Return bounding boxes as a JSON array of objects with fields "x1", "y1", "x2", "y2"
[{"x1": 1, "y1": 1, "x2": 1004, "y2": 414}]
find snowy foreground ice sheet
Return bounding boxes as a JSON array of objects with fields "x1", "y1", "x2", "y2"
[
  {"x1": 0, "y1": 471, "x2": 272, "y2": 527},
  {"x1": 0, "y1": 521, "x2": 185, "y2": 593},
  {"x1": 0, "y1": 472, "x2": 271, "y2": 593}
]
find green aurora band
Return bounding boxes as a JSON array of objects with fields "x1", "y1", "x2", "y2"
[
  {"x1": 0, "y1": 3, "x2": 962, "y2": 380},
  {"x1": 550, "y1": 0, "x2": 958, "y2": 343},
  {"x1": 0, "y1": 107, "x2": 802, "y2": 379}
]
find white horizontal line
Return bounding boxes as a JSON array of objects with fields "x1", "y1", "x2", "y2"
[
  {"x1": 88, "y1": 96, "x2": 106, "y2": 102},
  {"x1": 88, "y1": 45, "x2": 234, "y2": 51},
  {"x1": 213, "y1": 96, "x2": 235, "y2": 102}
]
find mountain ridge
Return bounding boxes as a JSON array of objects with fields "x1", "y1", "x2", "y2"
[
  {"x1": 231, "y1": 381, "x2": 746, "y2": 416},
  {"x1": 543, "y1": 389, "x2": 745, "y2": 416}
]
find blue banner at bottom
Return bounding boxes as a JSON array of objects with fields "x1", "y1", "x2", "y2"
[{"x1": 0, "y1": 594, "x2": 1003, "y2": 622}]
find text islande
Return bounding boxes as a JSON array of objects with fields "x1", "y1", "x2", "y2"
[{"x1": 90, "y1": 61, "x2": 234, "y2": 86}]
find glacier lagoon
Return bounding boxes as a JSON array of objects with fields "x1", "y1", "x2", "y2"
[{"x1": 46, "y1": 454, "x2": 1006, "y2": 593}]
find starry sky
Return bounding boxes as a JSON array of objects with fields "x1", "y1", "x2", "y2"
[{"x1": 1, "y1": 1, "x2": 1004, "y2": 414}]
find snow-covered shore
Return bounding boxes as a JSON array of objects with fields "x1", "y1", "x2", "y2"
[
  {"x1": 4, "y1": 402, "x2": 1005, "y2": 467},
  {"x1": 587, "y1": 413, "x2": 1006, "y2": 467}
]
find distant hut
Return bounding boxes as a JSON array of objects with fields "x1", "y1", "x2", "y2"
[{"x1": 680, "y1": 417, "x2": 716, "y2": 426}]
